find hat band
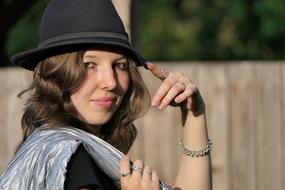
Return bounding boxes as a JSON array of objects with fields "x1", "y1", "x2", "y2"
[{"x1": 39, "y1": 32, "x2": 129, "y2": 47}]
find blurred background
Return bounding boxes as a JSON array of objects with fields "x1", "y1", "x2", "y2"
[
  {"x1": 0, "y1": 0, "x2": 284, "y2": 190},
  {"x1": 1, "y1": 0, "x2": 285, "y2": 63}
]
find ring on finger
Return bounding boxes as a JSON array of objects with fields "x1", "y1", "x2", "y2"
[
  {"x1": 132, "y1": 165, "x2": 143, "y2": 174},
  {"x1": 163, "y1": 68, "x2": 169, "y2": 79},
  {"x1": 121, "y1": 172, "x2": 130, "y2": 177},
  {"x1": 143, "y1": 171, "x2": 152, "y2": 175},
  {"x1": 190, "y1": 84, "x2": 198, "y2": 92}
]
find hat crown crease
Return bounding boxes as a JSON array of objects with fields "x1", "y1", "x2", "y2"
[{"x1": 39, "y1": 32, "x2": 130, "y2": 47}]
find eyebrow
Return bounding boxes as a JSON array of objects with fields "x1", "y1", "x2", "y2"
[
  {"x1": 83, "y1": 55, "x2": 127, "y2": 62},
  {"x1": 115, "y1": 57, "x2": 128, "y2": 62}
]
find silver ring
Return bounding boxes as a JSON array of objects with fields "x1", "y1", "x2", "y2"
[
  {"x1": 163, "y1": 68, "x2": 169, "y2": 79},
  {"x1": 143, "y1": 171, "x2": 152, "y2": 175},
  {"x1": 132, "y1": 165, "x2": 143, "y2": 174},
  {"x1": 191, "y1": 84, "x2": 198, "y2": 92},
  {"x1": 121, "y1": 172, "x2": 130, "y2": 177}
]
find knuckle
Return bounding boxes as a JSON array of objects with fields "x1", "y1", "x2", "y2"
[
  {"x1": 163, "y1": 80, "x2": 172, "y2": 87},
  {"x1": 161, "y1": 99, "x2": 169, "y2": 106},
  {"x1": 132, "y1": 179, "x2": 141, "y2": 188},
  {"x1": 144, "y1": 164, "x2": 152, "y2": 170},
  {"x1": 173, "y1": 84, "x2": 183, "y2": 91},
  {"x1": 166, "y1": 77, "x2": 176, "y2": 85},
  {"x1": 134, "y1": 159, "x2": 143, "y2": 166},
  {"x1": 180, "y1": 76, "x2": 189, "y2": 82},
  {"x1": 172, "y1": 72, "x2": 184, "y2": 78},
  {"x1": 177, "y1": 72, "x2": 184, "y2": 77}
]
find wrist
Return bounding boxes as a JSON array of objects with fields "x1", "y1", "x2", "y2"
[
  {"x1": 181, "y1": 112, "x2": 209, "y2": 147},
  {"x1": 180, "y1": 107, "x2": 206, "y2": 127}
]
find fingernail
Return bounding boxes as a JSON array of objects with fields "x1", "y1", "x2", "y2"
[
  {"x1": 175, "y1": 98, "x2": 180, "y2": 103},
  {"x1": 152, "y1": 101, "x2": 157, "y2": 106}
]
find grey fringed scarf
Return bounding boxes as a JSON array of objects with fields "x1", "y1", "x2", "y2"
[{"x1": 0, "y1": 126, "x2": 171, "y2": 190}]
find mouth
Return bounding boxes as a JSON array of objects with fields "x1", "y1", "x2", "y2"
[{"x1": 91, "y1": 97, "x2": 116, "y2": 108}]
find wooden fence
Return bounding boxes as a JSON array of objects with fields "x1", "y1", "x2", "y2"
[{"x1": 0, "y1": 62, "x2": 284, "y2": 190}]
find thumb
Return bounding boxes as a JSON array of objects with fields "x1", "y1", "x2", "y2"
[{"x1": 146, "y1": 62, "x2": 168, "y2": 80}]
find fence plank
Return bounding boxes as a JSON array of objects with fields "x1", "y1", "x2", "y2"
[
  {"x1": 0, "y1": 68, "x2": 32, "y2": 173},
  {"x1": 228, "y1": 63, "x2": 256, "y2": 190},
  {"x1": 190, "y1": 63, "x2": 229, "y2": 190},
  {"x1": 255, "y1": 64, "x2": 282, "y2": 190}
]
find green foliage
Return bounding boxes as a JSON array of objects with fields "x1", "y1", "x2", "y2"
[
  {"x1": 4, "y1": 0, "x2": 285, "y2": 61},
  {"x1": 138, "y1": 0, "x2": 285, "y2": 60},
  {"x1": 5, "y1": 0, "x2": 50, "y2": 58}
]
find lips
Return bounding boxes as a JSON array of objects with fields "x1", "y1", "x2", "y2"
[{"x1": 91, "y1": 97, "x2": 116, "y2": 108}]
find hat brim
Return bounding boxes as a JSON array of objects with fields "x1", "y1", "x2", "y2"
[{"x1": 11, "y1": 38, "x2": 147, "y2": 71}]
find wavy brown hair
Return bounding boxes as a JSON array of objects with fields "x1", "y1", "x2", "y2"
[{"x1": 19, "y1": 51, "x2": 151, "y2": 153}]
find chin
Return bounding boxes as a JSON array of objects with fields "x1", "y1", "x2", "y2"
[{"x1": 85, "y1": 115, "x2": 113, "y2": 126}]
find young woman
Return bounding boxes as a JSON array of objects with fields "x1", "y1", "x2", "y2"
[{"x1": 0, "y1": 0, "x2": 212, "y2": 189}]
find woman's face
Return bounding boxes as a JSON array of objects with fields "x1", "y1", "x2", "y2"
[{"x1": 71, "y1": 49, "x2": 130, "y2": 128}]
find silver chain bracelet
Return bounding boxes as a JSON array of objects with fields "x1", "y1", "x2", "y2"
[{"x1": 179, "y1": 139, "x2": 212, "y2": 157}]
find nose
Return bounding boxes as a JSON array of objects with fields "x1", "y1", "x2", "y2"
[{"x1": 98, "y1": 67, "x2": 117, "y2": 90}]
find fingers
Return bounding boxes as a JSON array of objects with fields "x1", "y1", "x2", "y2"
[
  {"x1": 174, "y1": 83, "x2": 197, "y2": 103},
  {"x1": 147, "y1": 62, "x2": 204, "y2": 114},
  {"x1": 120, "y1": 157, "x2": 160, "y2": 190},
  {"x1": 131, "y1": 160, "x2": 144, "y2": 179},
  {"x1": 142, "y1": 165, "x2": 152, "y2": 180},
  {"x1": 120, "y1": 156, "x2": 131, "y2": 179},
  {"x1": 147, "y1": 62, "x2": 201, "y2": 110},
  {"x1": 151, "y1": 171, "x2": 159, "y2": 184},
  {"x1": 152, "y1": 74, "x2": 197, "y2": 110}
]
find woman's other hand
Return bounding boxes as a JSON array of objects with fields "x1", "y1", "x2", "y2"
[
  {"x1": 146, "y1": 62, "x2": 205, "y2": 116},
  {"x1": 120, "y1": 156, "x2": 160, "y2": 190}
]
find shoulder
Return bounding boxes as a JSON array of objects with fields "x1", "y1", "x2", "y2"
[
  {"x1": 65, "y1": 144, "x2": 119, "y2": 190},
  {"x1": 65, "y1": 144, "x2": 100, "y2": 189}
]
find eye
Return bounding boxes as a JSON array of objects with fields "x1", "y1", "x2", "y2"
[
  {"x1": 84, "y1": 62, "x2": 97, "y2": 69},
  {"x1": 115, "y1": 62, "x2": 129, "y2": 70}
]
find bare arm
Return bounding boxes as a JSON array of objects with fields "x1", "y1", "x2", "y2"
[
  {"x1": 118, "y1": 62, "x2": 212, "y2": 190},
  {"x1": 147, "y1": 63, "x2": 212, "y2": 190},
  {"x1": 175, "y1": 106, "x2": 212, "y2": 189}
]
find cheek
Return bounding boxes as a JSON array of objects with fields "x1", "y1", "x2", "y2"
[
  {"x1": 119, "y1": 72, "x2": 130, "y2": 93},
  {"x1": 72, "y1": 76, "x2": 96, "y2": 96},
  {"x1": 70, "y1": 80, "x2": 92, "y2": 107},
  {"x1": 70, "y1": 91, "x2": 81, "y2": 110}
]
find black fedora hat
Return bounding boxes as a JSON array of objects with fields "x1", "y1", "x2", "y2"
[{"x1": 11, "y1": 0, "x2": 147, "y2": 70}]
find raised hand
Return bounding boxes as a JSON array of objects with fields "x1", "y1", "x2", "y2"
[{"x1": 146, "y1": 62, "x2": 205, "y2": 115}]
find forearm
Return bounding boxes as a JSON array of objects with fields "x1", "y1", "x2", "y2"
[
  {"x1": 174, "y1": 111, "x2": 212, "y2": 190},
  {"x1": 145, "y1": 63, "x2": 212, "y2": 189}
]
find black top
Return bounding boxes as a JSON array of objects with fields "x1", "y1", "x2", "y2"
[{"x1": 65, "y1": 144, "x2": 119, "y2": 190}]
